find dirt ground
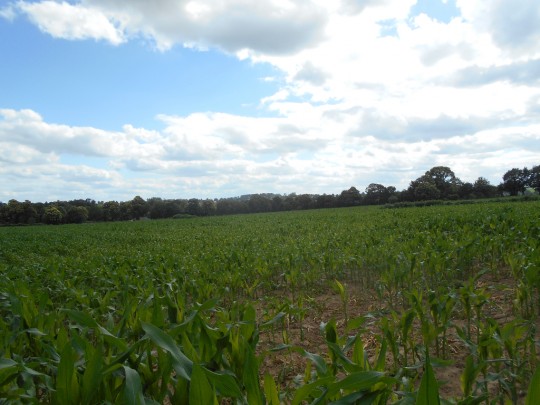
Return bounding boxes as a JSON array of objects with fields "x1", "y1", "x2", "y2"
[{"x1": 255, "y1": 275, "x2": 540, "y2": 402}]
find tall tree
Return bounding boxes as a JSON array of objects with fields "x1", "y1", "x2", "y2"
[
  {"x1": 338, "y1": 187, "x2": 362, "y2": 207},
  {"x1": 501, "y1": 168, "x2": 527, "y2": 196},
  {"x1": 130, "y1": 196, "x2": 148, "y2": 219},
  {"x1": 473, "y1": 177, "x2": 498, "y2": 198},
  {"x1": 364, "y1": 183, "x2": 390, "y2": 205},
  {"x1": 424, "y1": 166, "x2": 460, "y2": 199},
  {"x1": 529, "y1": 165, "x2": 540, "y2": 193},
  {"x1": 43, "y1": 206, "x2": 63, "y2": 225}
]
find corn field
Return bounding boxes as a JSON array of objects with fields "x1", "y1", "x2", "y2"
[{"x1": 1, "y1": 201, "x2": 539, "y2": 404}]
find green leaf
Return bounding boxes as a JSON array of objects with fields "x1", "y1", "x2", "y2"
[
  {"x1": 302, "y1": 350, "x2": 329, "y2": 377},
  {"x1": 329, "y1": 390, "x2": 380, "y2": 405},
  {"x1": 333, "y1": 279, "x2": 346, "y2": 300},
  {"x1": 417, "y1": 354, "x2": 440, "y2": 405},
  {"x1": 291, "y1": 376, "x2": 335, "y2": 405},
  {"x1": 324, "y1": 320, "x2": 338, "y2": 344},
  {"x1": 346, "y1": 316, "x2": 367, "y2": 332},
  {"x1": 123, "y1": 366, "x2": 145, "y2": 405},
  {"x1": 141, "y1": 322, "x2": 193, "y2": 381},
  {"x1": 526, "y1": 365, "x2": 540, "y2": 405},
  {"x1": 460, "y1": 356, "x2": 479, "y2": 397},
  {"x1": 326, "y1": 371, "x2": 387, "y2": 397},
  {"x1": 189, "y1": 364, "x2": 217, "y2": 405},
  {"x1": 0, "y1": 358, "x2": 17, "y2": 370},
  {"x1": 264, "y1": 373, "x2": 280, "y2": 405},
  {"x1": 64, "y1": 310, "x2": 99, "y2": 328},
  {"x1": 0, "y1": 358, "x2": 19, "y2": 387},
  {"x1": 81, "y1": 345, "x2": 102, "y2": 405},
  {"x1": 261, "y1": 312, "x2": 286, "y2": 327},
  {"x1": 56, "y1": 343, "x2": 80, "y2": 405},
  {"x1": 204, "y1": 369, "x2": 243, "y2": 399},
  {"x1": 243, "y1": 345, "x2": 263, "y2": 405}
]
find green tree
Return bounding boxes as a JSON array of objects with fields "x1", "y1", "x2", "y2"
[
  {"x1": 364, "y1": 183, "x2": 390, "y2": 205},
  {"x1": 103, "y1": 201, "x2": 121, "y2": 221},
  {"x1": 414, "y1": 181, "x2": 441, "y2": 201},
  {"x1": 187, "y1": 199, "x2": 200, "y2": 216},
  {"x1": 248, "y1": 195, "x2": 272, "y2": 213},
  {"x1": 64, "y1": 206, "x2": 89, "y2": 224},
  {"x1": 501, "y1": 168, "x2": 527, "y2": 196},
  {"x1": 130, "y1": 196, "x2": 148, "y2": 219},
  {"x1": 200, "y1": 199, "x2": 217, "y2": 216},
  {"x1": 473, "y1": 177, "x2": 498, "y2": 198},
  {"x1": 5, "y1": 199, "x2": 23, "y2": 224},
  {"x1": 43, "y1": 206, "x2": 63, "y2": 225},
  {"x1": 529, "y1": 165, "x2": 540, "y2": 193},
  {"x1": 337, "y1": 187, "x2": 362, "y2": 207},
  {"x1": 424, "y1": 166, "x2": 460, "y2": 199}
]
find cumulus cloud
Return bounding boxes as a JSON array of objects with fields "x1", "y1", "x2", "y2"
[
  {"x1": 2, "y1": 0, "x2": 540, "y2": 201},
  {"x1": 448, "y1": 59, "x2": 540, "y2": 87},
  {"x1": 9, "y1": 0, "x2": 328, "y2": 54},
  {"x1": 17, "y1": 1, "x2": 125, "y2": 44},
  {"x1": 456, "y1": 0, "x2": 540, "y2": 57},
  {"x1": 2, "y1": 104, "x2": 538, "y2": 202}
]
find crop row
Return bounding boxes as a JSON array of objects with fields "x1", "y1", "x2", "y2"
[{"x1": 0, "y1": 201, "x2": 539, "y2": 403}]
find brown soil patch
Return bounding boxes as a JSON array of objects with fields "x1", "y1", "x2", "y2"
[{"x1": 255, "y1": 274, "x2": 540, "y2": 402}]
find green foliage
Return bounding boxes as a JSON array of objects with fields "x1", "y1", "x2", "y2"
[{"x1": 0, "y1": 201, "x2": 539, "y2": 402}]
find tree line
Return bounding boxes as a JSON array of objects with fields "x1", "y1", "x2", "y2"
[{"x1": 1, "y1": 165, "x2": 538, "y2": 225}]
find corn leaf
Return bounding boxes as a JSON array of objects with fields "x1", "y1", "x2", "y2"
[
  {"x1": 417, "y1": 354, "x2": 440, "y2": 405},
  {"x1": 189, "y1": 363, "x2": 218, "y2": 405},
  {"x1": 264, "y1": 373, "x2": 280, "y2": 405},
  {"x1": 123, "y1": 366, "x2": 145, "y2": 405},
  {"x1": 526, "y1": 365, "x2": 540, "y2": 405},
  {"x1": 141, "y1": 321, "x2": 193, "y2": 381}
]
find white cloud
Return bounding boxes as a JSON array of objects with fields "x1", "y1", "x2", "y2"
[
  {"x1": 2, "y1": 0, "x2": 540, "y2": 201},
  {"x1": 18, "y1": 1, "x2": 124, "y2": 44},
  {"x1": 2, "y1": 105, "x2": 538, "y2": 202},
  {"x1": 11, "y1": 0, "x2": 328, "y2": 53}
]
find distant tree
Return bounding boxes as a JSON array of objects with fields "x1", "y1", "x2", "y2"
[
  {"x1": 5, "y1": 199, "x2": 23, "y2": 223},
  {"x1": 248, "y1": 195, "x2": 272, "y2": 213},
  {"x1": 271, "y1": 196, "x2": 284, "y2": 211},
  {"x1": 338, "y1": 187, "x2": 362, "y2": 207},
  {"x1": 296, "y1": 194, "x2": 314, "y2": 210},
  {"x1": 87, "y1": 203, "x2": 104, "y2": 222},
  {"x1": 459, "y1": 182, "x2": 474, "y2": 199},
  {"x1": 529, "y1": 165, "x2": 540, "y2": 193},
  {"x1": 43, "y1": 206, "x2": 63, "y2": 225},
  {"x1": 187, "y1": 199, "x2": 200, "y2": 216},
  {"x1": 64, "y1": 206, "x2": 89, "y2": 224},
  {"x1": 316, "y1": 194, "x2": 336, "y2": 209},
  {"x1": 424, "y1": 166, "x2": 460, "y2": 199},
  {"x1": 408, "y1": 176, "x2": 441, "y2": 201},
  {"x1": 200, "y1": 199, "x2": 217, "y2": 216},
  {"x1": 119, "y1": 201, "x2": 132, "y2": 220},
  {"x1": 152, "y1": 199, "x2": 186, "y2": 219},
  {"x1": 501, "y1": 168, "x2": 527, "y2": 196},
  {"x1": 473, "y1": 177, "x2": 498, "y2": 198},
  {"x1": 364, "y1": 183, "x2": 390, "y2": 205},
  {"x1": 130, "y1": 196, "x2": 148, "y2": 219},
  {"x1": 103, "y1": 201, "x2": 121, "y2": 221},
  {"x1": 283, "y1": 194, "x2": 299, "y2": 211},
  {"x1": 19, "y1": 200, "x2": 38, "y2": 224}
]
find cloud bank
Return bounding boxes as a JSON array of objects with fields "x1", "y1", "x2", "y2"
[{"x1": 1, "y1": 0, "x2": 539, "y2": 201}]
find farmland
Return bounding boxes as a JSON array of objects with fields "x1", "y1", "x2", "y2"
[{"x1": 1, "y1": 201, "x2": 539, "y2": 403}]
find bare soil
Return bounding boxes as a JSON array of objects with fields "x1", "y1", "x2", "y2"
[{"x1": 255, "y1": 274, "x2": 540, "y2": 402}]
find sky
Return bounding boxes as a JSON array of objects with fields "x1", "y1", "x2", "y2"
[{"x1": 1, "y1": 0, "x2": 539, "y2": 202}]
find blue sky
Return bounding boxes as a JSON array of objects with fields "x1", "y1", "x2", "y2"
[{"x1": 1, "y1": 0, "x2": 539, "y2": 202}]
